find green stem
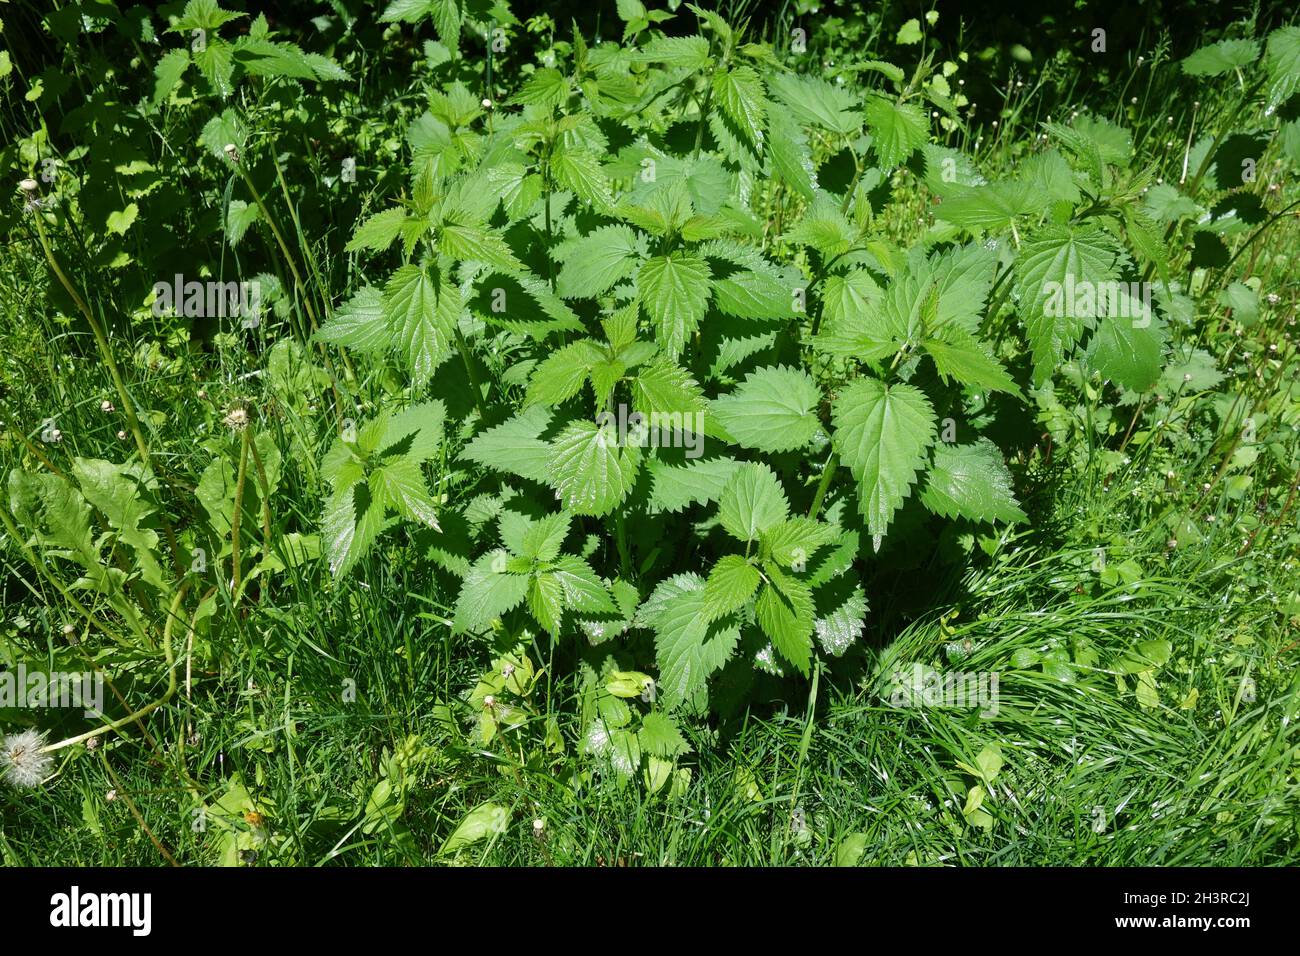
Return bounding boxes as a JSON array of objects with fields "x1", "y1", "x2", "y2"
[
  {"x1": 41, "y1": 583, "x2": 190, "y2": 755},
  {"x1": 233, "y1": 162, "x2": 319, "y2": 334},
  {"x1": 807, "y1": 451, "x2": 839, "y2": 520},
  {"x1": 30, "y1": 214, "x2": 153, "y2": 481},
  {"x1": 452, "y1": 325, "x2": 489, "y2": 419},
  {"x1": 231, "y1": 425, "x2": 250, "y2": 603}
]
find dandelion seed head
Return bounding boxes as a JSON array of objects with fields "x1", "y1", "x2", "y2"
[{"x1": 2, "y1": 729, "x2": 52, "y2": 789}]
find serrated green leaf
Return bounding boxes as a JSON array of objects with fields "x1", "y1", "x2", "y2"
[
  {"x1": 702, "y1": 554, "x2": 760, "y2": 621},
  {"x1": 1182, "y1": 39, "x2": 1260, "y2": 76},
  {"x1": 718, "y1": 462, "x2": 789, "y2": 542},
  {"x1": 384, "y1": 264, "x2": 458, "y2": 382},
  {"x1": 637, "y1": 252, "x2": 711, "y2": 357},
  {"x1": 346, "y1": 207, "x2": 410, "y2": 253},
  {"x1": 556, "y1": 225, "x2": 645, "y2": 298},
  {"x1": 1014, "y1": 225, "x2": 1119, "y2": 385},
  {"x1": 755, "y1": 566, "x2": 814, "y2": 676},
  {"x1": 832, "y1": 378, "x2": 935, "y2": 548},
  {"x1": 525, "y1": 339, "x2": 604, "y2": 407},
  {"x1": 315, "y1": 287, "x2": 389, "y2": 354},
  {"x1": 711, "y1": 65, "x2": 766, "y2": 147},
  {"x1": 547, "y1": 420, "x2": 641, "y2": 516},
  {"x1": 639, "y1": 711, "x2": 691, "y2": 757},
  {"x1": 711, "y1": 365, "x2": 822, "y2": 452},
  {"x1": 864, "y1": 95, "x2": 927, "y2": 169},
  {"x1": 637, "y1": 574, "x2": 740, "y2": 709},
  {"x1": 461, "y1": 406, "x2": 553, "y2": 484},
  {"x1": 921, "y1": 440, "x2": 1026, "y2": 524},
  {"x1": 454, "y1": 549, "x2": 531, "y2": 633}
]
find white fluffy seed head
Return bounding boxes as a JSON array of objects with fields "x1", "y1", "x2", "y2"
[
  {"x1": 2, "y1": 729, "x2": 52, "y2": 789},
  {"x1": 19, "y1": 178, "x2": 39, "y2": 194}
]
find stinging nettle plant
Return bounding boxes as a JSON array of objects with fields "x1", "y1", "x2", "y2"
[
  {"x1": 312, "y1": 2, "x2": 1056, "y2": 725},
  {"x1": 5, "y1": 0, "x2": 1299, "y2": 800}
]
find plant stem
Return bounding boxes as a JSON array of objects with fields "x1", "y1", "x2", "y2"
[
  {"x1": 41, "y1": 582, "x2": 190, "y2": 754},
  {"x1": 30, "y1": 214, "x2": 153, "y2": 478},
  {"x1": 234, "y1": 162, "x2": 319, "y2": 334},
  {"x1": 248, "y1": 432, "x2": 275, "y2": 544},
  {"x1": 231, "y1": 425, "x2": 251, "y2": 603},
  {"x1": 807, "y1": 450, "x2": 839, "y2": 520},
  {"x1": 452, "y1": 325, "x2": 489, "y2": 419}
]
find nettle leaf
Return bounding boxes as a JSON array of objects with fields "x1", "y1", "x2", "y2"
[
  {"x1": 924, "y1": 328, "x2": 1020, "y2": 396},
  {"x1": 384, "y1": 263, "x2": 460, "y2": 383},
  {"x1": 1019, "y1": 149, "x2": 1081, "y2": 206},
  {"x1": 783, "y1": 194, "x2": 856, "y2": 257},
  {"x1": 551, "y1": 146, "x2": 613, "y2": 208},
  {"x1": 636, "y1": 35, "x2": 711, "y2": 70},
  {"x1": 346, "y1": 207, "x2": 410, "y2": 253},
  {"x1": 518, "y1": 511, "x2": 571, "y2": 562},
  {"x1": 718, "y1": 462, "x2": 789, "y2": 543},
  {"x1": 1264, "y1": 26, "x2": 1300, "y2": 109},
  {"x1": 814, "y1": 587, "x2": 867, "y2": 657},
  {"x1": 921, "y1": 440, "x2": 1026, "y2": 524},
  {"x1": 525, "y1": 339, "x2": 605, "y2": 407},
  {"x1": 1014, "y1": 225, "x2": 1120, "y2": 386},
  {"x1": 381, "y1": 0, "x2": 461, "y2": 50},
  {"x1": 863, "y1": 94, "x2": 928, "y2": 169},
  {"x1": 528, "y1": 572, "x2": 566, "y2": 635},
  {"x1": 152, "y1": 49, "x2": 190, "y2": 109},
  {"x1": 756, "y1": 564, "x2": 815, "y2": 676},
  {"x1": 555, "y1": 225, "x2": 645, "y2": 298},
  {"x1": 511, "y1": 67, "x2": 571, "y2": 109},
  {"x1": 711, "y1": 267, "x2": 793, "y2": 320},
  {"x1": 648, "y1": 457, "x2": 741, "y2": 513},
  {"x1": 224, "y1": 200, "x2": 260, "y2": 247},
  {"x1": 316, "y1": 287, "x2": 389, "y2": 354},
  {"x1": 439, "y1": 222, "x2": 520, "y2": 272},
  {"x1": 322, "y1": 401, "x2": 446, "y2": 577},
  {"x1": 547, "y1": 420, "x2": 642, "y2": 516},
  {"x1": 174, "y1": 0, "x2": 245, "y2": 33},
  {"x1": 702, "y1": 555, "x2": 761, "y2": 621},
  {"x1": 767, "y1": 73, "x2": 861, "y2": 134},
  {"x1": 761, "y1": 517, "x2": 836, "y2": 568},
  {"x1": 454, "y1": 549, "x2": 531, "y2": 633},
  {"x1": 550, "y1": 555, "x2": 617, "y2": 614},
  {"x1": 637, "y1": 252, "x2": 711, "y2": 357},
  {"x1": 768, "y1": 111, "x2": 818, "y2": 199},
  {"x1": 711, "y1": 365, "x2": 823, "y2": 452},
  {"x1": 832, "y1": 378, "x2": 935, "y2": 549},
  {"x1": 934, "y1": 180, "x2": 1038, "y2": 231},
  {"x1": 1181, "y1": 39, "x2": 1260, "y2": 77},
  {"x1": 637, "y1": 574, "x2": 740, "y2": 709},
  {"x1": 631, "y1": 357, "x2": 707, "y2": 421},
  {"x1": 711, "y1": 65, "x2": 767, "y2": 147},
  {"x1": 193, "y1": 41, "x2": 236, "y2": 98},
  {"x1": 638, "y1": 712, "x2": 691, "y2": 758},
  {"x1": 460, "y1": 406, "x2": 553, "y2": 484},
  {"x1": 1087, "y1": 301, "x2": 1168, "y2": 393}
]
